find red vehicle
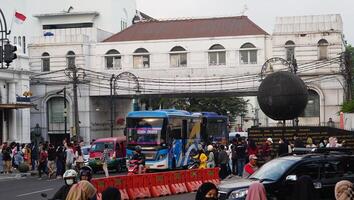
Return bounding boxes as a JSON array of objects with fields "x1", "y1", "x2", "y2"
[
  {"x1": 88, "y1": 137, "x2": 127, "y2": 173},
  {"x1": 127, "y1": 160, "x2": 146, "y2": 175}
]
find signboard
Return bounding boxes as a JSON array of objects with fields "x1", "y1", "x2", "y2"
[{"x1": 16, "y1": 96, "x2": 30, "y2": 103}]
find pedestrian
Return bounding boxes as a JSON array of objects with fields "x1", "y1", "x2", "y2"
[
  {"x1": 56, "y1": 145, "x2": 65, "y2": 178},
  {"x1": 13, "y1": 143, "x2": 23, "y2": 170},
  {"x1": 318, "y1": 137, "x2": 328, "y2": 148},
  {"x1": 47, "y1": 143, "x2": 56, "y2": 178},
  {"x1": 101, "y1": 144, "x2": 110, "y2": 177},
  {"x1": 65, "y1": 143, "x2": 75, "y2": 170},
  {"x1": 51, "y1": 169, "x2": 78, "y2": 200},
  {"x1": 243, "y1": 154, "x2": 258, "y2": 178},
  {"x1": 65, "y1": 180, "x2": 97, "y2": 200},
  {"x1": 38, "y1": 147, "x2": 48, "y2": 179},
  {"x1": 206, "y1": 145, "x2": 215, "y2": 168},
  {"x1": 291, "y1": 175, "x2": 318, "y2": 200},
  {"x1": 31, "y1": 143, "x2": 39, "y2": 171},
  {"x1": 23, "y1": 144, "x2": 32, "y2": 169},
  {"x1": 306, "y1": 136, "x2": 316, "y2": 148},
  {"x1": 75, "y1": 145, "x2": 84, "y2": 171},
  {"x1": 261, "y1": 138, "x2": 273, "y2": 162},
  {"x1": 236, "y1": 138, "x2": 247, "y2": 177},
  {"x1": 197, "y1": 149, "x2": 208, "y2": 169},
  {"x1": 100, "y1": 187, "x2": 121, "y2": 200},
  {"x1": 278, "y1": 138, "x2": 289, "y2": 157},
  {"x1": 245, "y1": 182, "x2": 267, "y2": 200},
  {"x1": 2, "y1": 145, "x2": 12, "y2": 174},
  {"x1": 335, "y1": 180, "x2": 354, "y2": 200},
  {"x1": 0, "y1": 144, "x2": 3, "y2": 174},
  {"x1": 230, "y1": 138, "x2": 238, "y2": 175},
  {"x1": 195, "y1": 182, "x2": 218, "y2": 200},
  {"x1": 292, "y1": 134, "x2": 304, "y2": 148},
  {"x1": 218, "y1": 145, "x2": 229, "y2": 179}
]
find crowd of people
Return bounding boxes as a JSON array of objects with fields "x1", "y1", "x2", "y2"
[{"x1": 0, "y1": 139, "x2": 85, "y2": 179}]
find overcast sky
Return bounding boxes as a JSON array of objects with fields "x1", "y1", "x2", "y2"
[{"x1": 136, "y1": 0, "x2": 354, "y2": 44}]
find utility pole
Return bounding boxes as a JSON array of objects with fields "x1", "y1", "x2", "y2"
[
  {"x1": 72, "y1": 66, "x2": 80, "y2": 142},
  {"x1": 63, "y1": 87, "x2": 68, "y2": 141}
]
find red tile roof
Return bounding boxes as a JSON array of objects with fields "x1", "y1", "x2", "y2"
[{"x1": 103, "y1": 16, "x2": 268, "y2": 42}]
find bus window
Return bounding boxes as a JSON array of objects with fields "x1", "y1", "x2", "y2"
[{"x1": 169, "y1": 118, "x2": 182, "y2": 139}]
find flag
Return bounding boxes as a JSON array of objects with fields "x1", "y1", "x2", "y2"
[{"x1": 14, "y1": 11, "x2": 26, "y2": 24}]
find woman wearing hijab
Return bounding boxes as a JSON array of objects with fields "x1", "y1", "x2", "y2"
[
  {"x1": 335, "y1": 180, "x2": 354, "y2": 200},
  {"x1": 291, "y1": 175, "x2": 318, "y2": 200},
  {"x1": 246, "y1": 182, "x2": 267, "y2": 200},
  {"x1": 195, "y1": 182, "x2": 218, "y2": 200},
  {"x1": 65, "y1": 180, "x2": 97, "y2": 200}
]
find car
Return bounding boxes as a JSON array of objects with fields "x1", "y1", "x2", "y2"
[
  {"x1": 88, "y1": 137, "x2": 127, "y2": 173},
  {"x1": 218, "y1": 148, "x2": 354, "y2": 200}
]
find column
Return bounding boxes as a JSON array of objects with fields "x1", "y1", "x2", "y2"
[{"x1": 8, "y1": 82, "x2": 17, "y2": 142}]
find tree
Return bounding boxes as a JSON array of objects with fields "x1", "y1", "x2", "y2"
[{"x1": 139, "y1": 96, "x2": 248, "y2": 117}]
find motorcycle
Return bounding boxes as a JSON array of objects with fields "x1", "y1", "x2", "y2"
[
  {"x1": 127, "y1": 160, "x2": 146, "y2": 175},
  {"x1": 188, "y1": 157, "x2": 200, "y2": 169}
]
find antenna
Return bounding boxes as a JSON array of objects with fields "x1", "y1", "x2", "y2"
[{"x1": 240, "y1": 4, "x2": 248, "y2": 16}]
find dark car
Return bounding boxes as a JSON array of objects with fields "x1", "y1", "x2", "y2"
[{"x1": 218, "y1": 148, "x2": 354, "y2": 200}]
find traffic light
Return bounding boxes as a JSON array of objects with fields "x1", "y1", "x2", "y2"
[{"x1": 4, "y1": 42, "x2": 17, "y2": 66}]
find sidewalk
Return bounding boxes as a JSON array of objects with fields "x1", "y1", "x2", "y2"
[{"x1": 0, "y1": 170, "x2": 38, "y2": 178}]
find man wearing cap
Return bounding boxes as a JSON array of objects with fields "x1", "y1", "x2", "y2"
[
  {"x1": 261, "y1": 138, "x2": 273, "y2": 162},
  {"x1": 242, "y1": 154, "x2": 258, "y2": 178}
]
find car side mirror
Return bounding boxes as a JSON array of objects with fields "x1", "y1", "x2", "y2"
[{"x1": 285, "y1": 175, "x2": 297, "y2": 181}]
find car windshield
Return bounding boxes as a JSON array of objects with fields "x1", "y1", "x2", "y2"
[
  {"x1": 250, "y1": 158, "x2": 297, "y2": 181},
  {"x1": 90, "y1": 142, "x2": 114, "y2": 152}
]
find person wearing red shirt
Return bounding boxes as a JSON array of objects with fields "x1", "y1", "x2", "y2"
[{"x1": 242, "y1": 154, "x2": 258, "y2": 178}]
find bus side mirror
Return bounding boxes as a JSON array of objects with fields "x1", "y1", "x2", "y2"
[{"x1": 124, "y1": 127, "x2": 127, "y2": 136}]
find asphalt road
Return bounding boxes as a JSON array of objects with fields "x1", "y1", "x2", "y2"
[{"x1": 0, "y1": 172, "x2": 196, "y2": 200}]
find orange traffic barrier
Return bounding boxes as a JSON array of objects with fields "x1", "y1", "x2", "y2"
[
  {"x1": 185, "y1": 169, "x2": 203, "y2": 192},
  {"x1": 92, "y1": 177, "x2": 111, "y2": 193},
  {"x1": 126, "y1": 174, "x2": 151, "y2": 199},
  {"x1": 150, "y1": 172, "x2": 172, "y2": 197},
  {"x1": 169, "y1": 170, "x2": 188, "y2": 194},
  {"x1": 111, "y1": 175, "x2": 130, "y2": 200},
  {"x1": 203, "y1": 168, "x2": 220, "y2": 185}
]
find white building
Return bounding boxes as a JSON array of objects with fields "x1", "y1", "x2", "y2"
[
  {"x1": 1, "y1": 0, "x2": 137, "y2": 144},
  {"x1": 272, "y1": 14, "x2": 346, "y2": 127}
]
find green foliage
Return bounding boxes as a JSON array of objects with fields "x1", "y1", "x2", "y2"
[
  {"x1": 139, "y1": 96, "x2": 248, "y2": 117},
  {"x1": 340, "y1": 99, "x2": 354, "y2": 113}
]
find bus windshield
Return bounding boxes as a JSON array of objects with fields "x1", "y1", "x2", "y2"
[{"x1": 126, "y1": 118, "x2": 164, "y2": 145}]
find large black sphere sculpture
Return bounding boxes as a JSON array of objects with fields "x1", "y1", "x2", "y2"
[{"x1": 257, "y1": 71, "x2": 308, "y2": 120}]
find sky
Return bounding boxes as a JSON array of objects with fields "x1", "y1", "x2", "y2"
[{"x1": 136, "y1": 0, "x2": 354, "y2": 44}]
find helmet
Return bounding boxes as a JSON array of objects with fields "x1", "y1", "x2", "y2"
[
  {"x1": 63, "y1": 169, "x2": 78, "y2": 179},
  {"x1": 63, "y1": 169, "x2": 77, "y2": 186},
  {"x1": 135, "y1": 145, "x2": 142, "y2": 152},
  {"x1": 80, "y1": 166, "x2": 93, "y2": 181}
]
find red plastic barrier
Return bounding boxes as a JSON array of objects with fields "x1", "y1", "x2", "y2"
[
  {"x1": 203, "y1": 168, "x2": 220, "y2": 185},
  {"x1": 111, "y1": 175, "x2": 129, "y2": 200},
  {"x1": 92, "y1": 177, "x2": 111, "y2": 193},
  {"x1": 169, "y1": 170, "x2": 188, "y2": 194},
  {"x1": 185, "y1": 169, "x2": 203, "y2": 192},
  {"x1": 150, "y1": 172, "x2": 172, "y2": 197},
  {"x1": 127, "y1": 174, "x2": 151, "y2": 199}
]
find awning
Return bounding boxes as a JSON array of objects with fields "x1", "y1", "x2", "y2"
[{"x1": 0, "y1": 103, "x2": 34, "y2": 109}]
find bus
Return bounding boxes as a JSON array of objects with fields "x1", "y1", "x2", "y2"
[
  {"x1": 193, "y1": 112, "x2": 228, "y2": 145},
  {"x1": 125, "y1": 109, "x2": 202, "y2": 170}
]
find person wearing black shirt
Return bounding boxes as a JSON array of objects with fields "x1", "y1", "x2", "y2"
[{"x1": 132, "y1": 145, "x2": 145, "y2": 174}]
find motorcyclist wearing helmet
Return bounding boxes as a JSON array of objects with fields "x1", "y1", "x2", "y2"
[
  {"x1": 50, "y1": 169, "x2": 77, "y2": 200},
  {"x1": 131, "y1": 145, "x2": 146, "y2": 174},
  {"x1": 79, "y1": 166, "x2": 93, "y2": 182}
]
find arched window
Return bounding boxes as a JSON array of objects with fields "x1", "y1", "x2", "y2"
[
  {"x1": 318, "y1": 39, "x2": 329, "y2": 60},
  {"x1": 133, "y1": 48, "x2": 150, "y2": 69},
  {"x1": 47, "y1": 97, "x2": 70, "y2": 133},
  {"x1": 285, "y1": 40, "x2": 295, "y2": 61},
  {"x1": 300, "y1": 90, "x2": 320, "y2": 117},
  {"x1": 105, "y1": 49, "x2": 121, "y2": 69},
  {"x1": 66, "y1": 51, "x2": 76, "y2": 68},
  {"x1": 13, "y1": 36, "x2": 17, "y2": 45},
  {"x1": 42, "y1": 52, "x2": 50, "y2": 72},
  {"x1": 240, "y1": 43, "x2": 257, "y2": 64},
  {"x1": 208, "y1": 44, "x2": 226, "y2": 66},
  {"x1": 170, "y1": 46, "x2": 187, "y2": 67}
]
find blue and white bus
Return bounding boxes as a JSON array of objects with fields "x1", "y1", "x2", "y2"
[
  {"x1": 125, "y1": 109, "x2": 202, "y2": 170},
  {"x1": 194, "y1": 112, "x2": 228, "y2": 145}
]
